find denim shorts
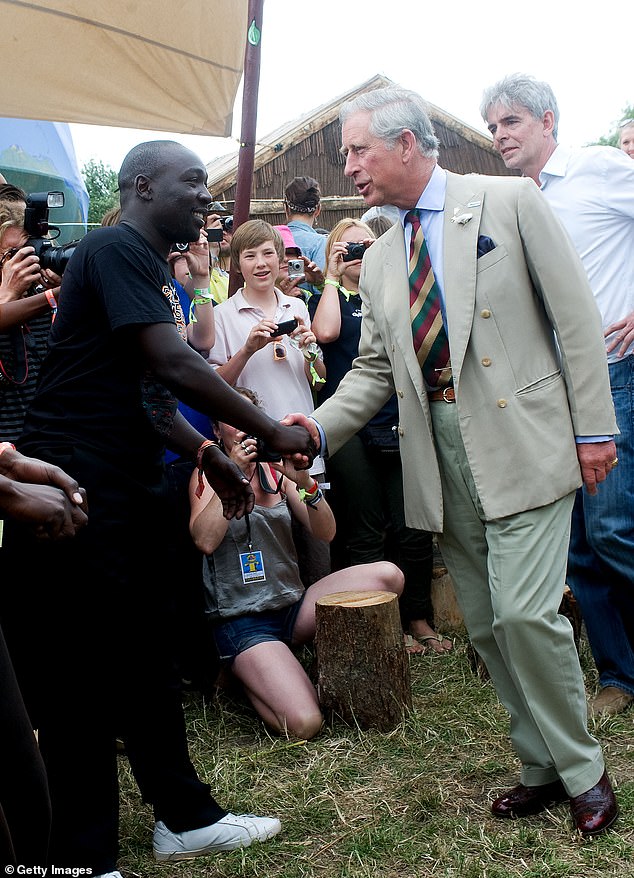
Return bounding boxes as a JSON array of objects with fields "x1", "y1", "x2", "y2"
[{"x1": 212, "y1": 596, "x2": 305, "y2": 663}]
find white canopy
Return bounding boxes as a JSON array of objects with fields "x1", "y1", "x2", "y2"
[{"x1": 0, "y1": 0, "x2": 248, "y2": 136}]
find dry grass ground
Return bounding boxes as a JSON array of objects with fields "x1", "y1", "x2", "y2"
[{"x1": 117, "y1": 636, "x2": 634, "y2": 878}]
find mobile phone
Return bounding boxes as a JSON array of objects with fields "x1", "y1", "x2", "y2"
[
  {"x1": 205, "y1": 227, "x2": 224, "y2": 243},
  {"x1": 171, "y1": 242, "x2": 189, "y2": 253},
  {"x1": 270, "y1": 318, "x2": 298, "y2": 337}
]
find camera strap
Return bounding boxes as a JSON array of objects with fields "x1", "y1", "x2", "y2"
[{"x1": 0, "y1": 325, "x2": 28, "y2": 387}]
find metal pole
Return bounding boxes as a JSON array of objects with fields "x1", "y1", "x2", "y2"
[{"x1": 229, "y1": 0, "x2": 264, "y2": 295}]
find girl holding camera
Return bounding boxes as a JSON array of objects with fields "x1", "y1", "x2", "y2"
[{"x1": 189, "y1": 386, "x2": 403, "y2": 739}]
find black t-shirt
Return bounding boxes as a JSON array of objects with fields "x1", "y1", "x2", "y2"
[{"x1": 21, "y1": 223, "x2": 184, "y2": 470}]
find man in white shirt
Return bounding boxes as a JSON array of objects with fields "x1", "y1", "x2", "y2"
[{"x1": 482, "y1": 73, "x2": 634, "y2": 719}]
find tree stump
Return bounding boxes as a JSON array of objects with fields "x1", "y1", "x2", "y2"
[{"x1": 314, "y1": 590, "x2": 411, "y2": 731}]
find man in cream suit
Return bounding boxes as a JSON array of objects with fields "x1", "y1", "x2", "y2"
[{"x1": 287, "y1": 87, "x2": 619, "y2": 834}]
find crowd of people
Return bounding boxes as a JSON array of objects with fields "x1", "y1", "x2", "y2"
[{"x1": 0, "y1": 76, "x2": 631, "y2": 873}]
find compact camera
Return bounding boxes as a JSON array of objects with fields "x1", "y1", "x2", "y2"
[
  {"x1": 287, "y1": 258, "x2": 305, "y2": 280},
  {"x1": 23, "y1": 192, "x2": 79, "y2": 274},
  {"x1": 342, "y1": 242, "x2": 368, "y2": 262},
  {"x1": 246, "y1": 436, "x2": 282, "y2": 462},
  {"x1": 205, "y1": 227, "x2": 223, "y2": 243}
]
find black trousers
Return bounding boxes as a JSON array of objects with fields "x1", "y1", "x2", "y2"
[
  {"x1": 326, "y1": 435, "x2": 434, "y2": 628},
  {"x1": 1, "y1": 446, "x2": 224, "y2": 873},
  {"x1": 0, "y1": 624, "x2": 50, "y2": 866}
]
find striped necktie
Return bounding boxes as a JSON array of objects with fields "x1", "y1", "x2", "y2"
[{"x1": 406, "y1": 209, "x2": 451, "y2": 389}]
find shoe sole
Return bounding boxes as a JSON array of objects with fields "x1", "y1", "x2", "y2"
[{"x1": 154, "y1": 823, "x2": 282, "y2": 862}]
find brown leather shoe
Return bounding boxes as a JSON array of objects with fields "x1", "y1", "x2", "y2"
[
  {"x1": 590, "y1": 686, "x2": 634, "y2": 718},
  {"x1": 491, "y1": 779, "x2": 568, "y2": 818},
  {"x1": 569, "y1": 771, "x2": 618, "y2": 836}
]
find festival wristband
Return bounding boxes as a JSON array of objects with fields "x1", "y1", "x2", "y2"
[
  {"x1": 323, "y1": 278, "x2": 339, "y2": 289},
  {"x1": 296, "y1": 479, "x2": 319, "y2": 502},
  {"x1": 195, "y1": 439, "x2": 219, "y2": 498},
  {"x1": 189, "y1": 289, "x2": 213, "y2": 324},
  {"x1": 44, "y1": 289, "x2": 58, "y2": 321}
]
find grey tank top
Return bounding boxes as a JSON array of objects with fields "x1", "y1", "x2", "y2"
[{"x1": 202, "y1": 499, "x2": 305, "y2": 620}]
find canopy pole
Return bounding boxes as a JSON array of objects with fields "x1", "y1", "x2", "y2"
[{"x1": 229, "y1": 0, "x2": 264, "y2": 296}]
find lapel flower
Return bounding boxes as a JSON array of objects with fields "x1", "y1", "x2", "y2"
[{"x1": 450, "y1": 207, "x2": 473, "y2": 226}]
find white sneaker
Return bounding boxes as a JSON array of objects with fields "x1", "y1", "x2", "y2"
[
  {"x1": 153, "y1": 813, "x2": 282, "y2": 862},
  {"x1": 94, "y1": 872, "x2": 123, "y2": 878}
]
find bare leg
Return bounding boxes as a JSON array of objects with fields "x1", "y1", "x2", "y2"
[
  {"x1": 232, "y1": 641, "x2": 323, "y2": 740},
  {"x1": 292, "y1": 561, "x2": 403, "y2": 644}
]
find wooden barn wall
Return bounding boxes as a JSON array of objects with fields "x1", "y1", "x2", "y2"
[{"x1": 208, "y1": 117, "x2": 514, "y2": 229}]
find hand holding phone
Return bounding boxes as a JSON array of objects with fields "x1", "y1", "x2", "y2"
[{"x1": 270, "y1": 318, "x2": 299, "y2": 337}]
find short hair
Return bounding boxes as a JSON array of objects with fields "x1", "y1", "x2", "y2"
[
  {"x1": 284, "y1": 176, "x2": 321, "y2": 215},
  {"x1": 340, "y1": 87, "x2": 440, "y2": 158},
  {"x1": 230, "y1": 220, "x2": 285, "y2": 270},
  {"x1": 480, "y1": 74, "x2": 559, "y2": 139},
  {"x1": 366, "y1": 214, "x2": 394, "y2": 238},
  {"x1": 213, "y1": 386, "x2": 260, "y2": 436},
  {"x1": 324, "y1": 218, "x2": 375, "y2": 266},
  {"x1": 118, "y1": 140, "x2": 188, "y2": 203},
  {"x1": 619, "y1": 119, "x2": 634, "y2": 132}
]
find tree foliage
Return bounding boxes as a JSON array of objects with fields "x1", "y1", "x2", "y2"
[
  {"x1": 82, "y1": 159, "x2": 119, "y2": 225},
  {"x1": 594, "y1": 104, "x2": 634, "y2": 147}
]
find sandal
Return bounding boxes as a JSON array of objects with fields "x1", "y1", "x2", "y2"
[
  {"x1": 403, "y1": 634, "x2": 427, "y2": 656},
  {"x1": 414, "y1": 633, "x2": 453, "y2": 654}
]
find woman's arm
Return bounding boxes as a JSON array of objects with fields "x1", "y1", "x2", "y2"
[
  {"x1": 274, "y1": 463, "x2": 335, "y2": 542},
  {"x1": 310, "y1": 242, "x2": 349, "y2": 343},
  {"x1": 189, "y1": 469, "x2": 230, "y2": 554}
]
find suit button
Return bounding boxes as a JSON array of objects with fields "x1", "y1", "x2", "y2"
[
  {"x1": 397, "y1": 390, "x2": 404, "y2": 398},
  {"x1": 398, "y1": 427, "x2": 405, "y2": 436},
  {"x1": 481, "y1": 309, "x2": 491, "y2": 318},
  {"x1": 481, "y1": 357, "x2": 492, "y2": 367},
  {"x1": 497, "y1": 399, "x2": 507, "y2": 408}
]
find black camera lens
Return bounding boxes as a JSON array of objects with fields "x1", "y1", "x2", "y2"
[
  {"x1": 36, "y1": 241, "x2": 77, "y2": 274},
  {"x1": 222, "y1": 216, "x2": 234, "y2": 232}
]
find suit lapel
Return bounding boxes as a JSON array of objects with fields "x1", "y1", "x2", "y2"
[{"x1": 443, "y1": 173, "x2": 484, "y2": 380}]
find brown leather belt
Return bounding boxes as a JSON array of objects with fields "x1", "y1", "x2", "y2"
[{"x1": 427, "y1": 386, "x2": 456, "y2": 403}]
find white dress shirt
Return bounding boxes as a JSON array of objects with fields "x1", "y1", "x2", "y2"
[{"x1": 539, "y1": 144, "x2": 634, "y2": 363}]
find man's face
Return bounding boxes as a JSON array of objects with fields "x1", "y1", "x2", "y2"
[
  {"x1": 620, "y1": 125, "x2": 634, "y2": 159},
  {"x1": 341, "y1": 111, "x2": 406, "y2": 207},
  {"x1": 486, "y1": 102, "x2": 552, "y2": 172},
  {"x1": 0, "y1": 225, "x2": 28, "y2": 253},
  {"x1": 148, "y1": 147, "x2": 211, "y2": 245}
]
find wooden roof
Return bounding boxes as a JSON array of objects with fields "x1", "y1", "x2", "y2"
[{"x1": 206, "y1": 75, "x2": 514, "y2": 224}]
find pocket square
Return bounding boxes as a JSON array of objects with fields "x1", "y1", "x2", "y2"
[{"x1": 477, "y1": 235, "x2": 496, "y2": 258}]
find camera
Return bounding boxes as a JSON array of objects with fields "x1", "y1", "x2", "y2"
[
  {"x1": 287, "y1": 258, "x2": 304, "y2": 280},
  {"x1": 205, "y1": 227, "x2": 223, "y2": 243},
  {"x1": 221, "y1": 215, "x2": 234, "y2": 232},
  {"x1": 342, "y1": 242, "x2": 368, "y2": 262},
  {"x1": 24, "y1": 192, "x2": 79, "y2": 274},
  {"x1": 171, "y1": 242, "x2": 190, "y2": 253},
  {"x1": 246, "y1": 436, "x2": 281, "y2": 462}
]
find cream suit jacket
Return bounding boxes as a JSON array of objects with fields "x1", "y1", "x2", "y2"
[{"x1": 313, "y1": 172, "x2": 617, "y2": 533}]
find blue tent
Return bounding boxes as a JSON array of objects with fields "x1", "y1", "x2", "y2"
[{"x1": 0, "y1": 118, "x2": 88, "y2": 244}]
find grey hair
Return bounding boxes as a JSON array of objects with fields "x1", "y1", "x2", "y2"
[
  {"x1": 340, "y1": 87, "x2": 440, "y2": 158},
  {"x1": 480, "y1": 74, "x2": 559, "y2": 139}
]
